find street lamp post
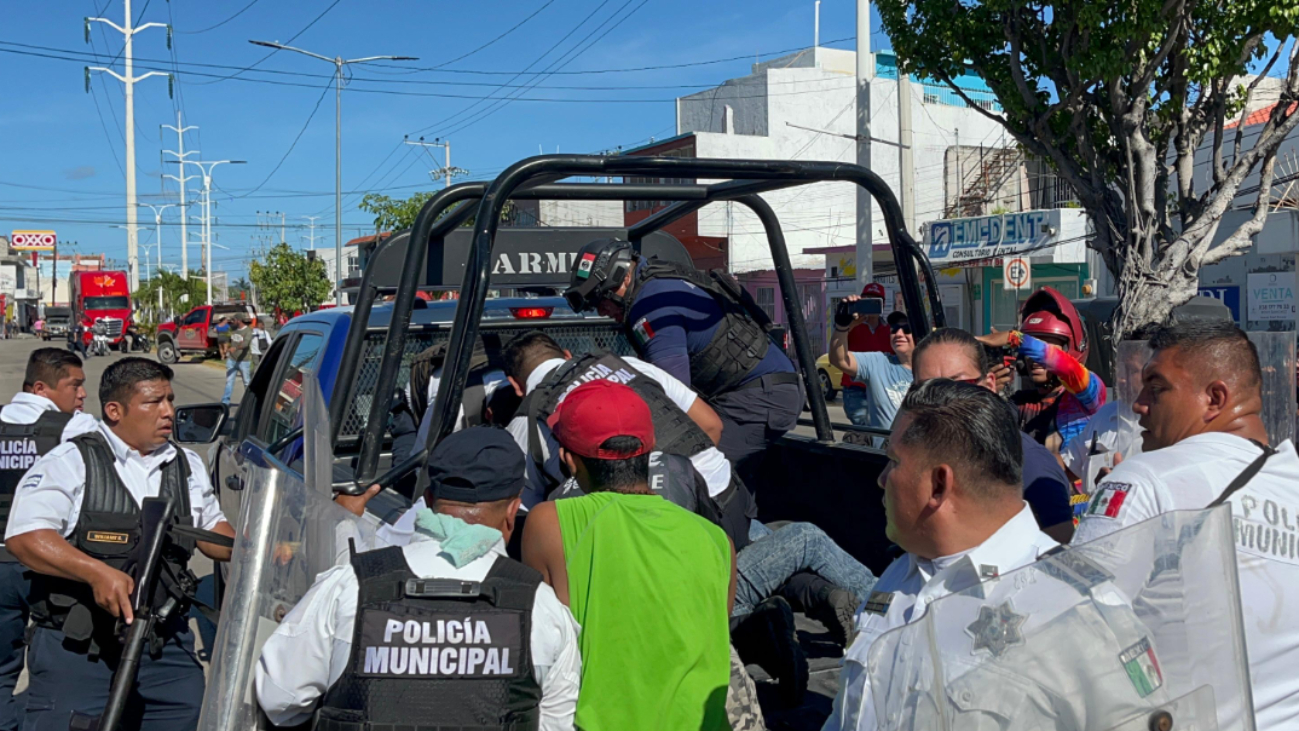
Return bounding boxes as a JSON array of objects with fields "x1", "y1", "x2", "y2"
[
  {"x1": 249, "y1": 40, "x2": 417, "y2": 305},
  {"x1": 138, "y1": 203, "x2": 174, "y2": 317},
  {"x1": 169, "y1": 159, "x2": 244, "y2": 304}
]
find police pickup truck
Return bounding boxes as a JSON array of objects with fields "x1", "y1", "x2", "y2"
[{"x1": 174, "y1": 155, "x2": 947, "y2": 731}]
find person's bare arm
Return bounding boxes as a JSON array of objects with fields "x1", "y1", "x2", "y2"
[
  {"x1": 727, "y1": 538, "x2": 737, "y2": 615},
  {"x1": 197, "y1": 521, "x2": 237, "y2": 562},
  {"x1": 686, "y1": 398, "x2": 724, "y2": 446},
  {"x1": 6, "y1": 530, "x2": 135, "y2": 623},
  {"x1": 521, "y1": 502, "x2": 569, "y2": 606}
]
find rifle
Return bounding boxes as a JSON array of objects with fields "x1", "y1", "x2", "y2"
[{"x1": 69, "y1": 496, "x2": 234, "y2": 731}]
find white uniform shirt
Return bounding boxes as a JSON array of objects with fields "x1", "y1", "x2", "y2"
[
  {"x1": 412, "y1": 367, "x2": 508, "y2": 447},
  {"x1": 825, "y1": 505, "x2": 1057, "y2": 731},
  {"x1": 505, "y1": 357, "x2": 731, "y2": 509},
  {"x1": 255, "y1": 535, "x2": 582, "y2": 730},
  {"x1": 5, "y1": 422, "x2": 227, "y2": 540},
  {"x1": 1075, "y1": 433, "x2": 1299, "y2": 729},
  {"x1": 0, "y1": 393, "x2": 99, "y2": 441},
  {"x1": 1061, "y1": 400, "x2": 1143, "y2": 491}
]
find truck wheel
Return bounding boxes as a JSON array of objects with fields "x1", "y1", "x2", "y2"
[{"x1": 157, "y1": 340, "x2": 179, "y2": 365}]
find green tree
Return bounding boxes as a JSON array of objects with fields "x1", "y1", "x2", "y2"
[
  {"x1": 141, "y1": 270, "x2": 207, "y2": 322},
  {"x1": 248, "y1": 243, "x2": 332, "y2": 314},
  {"x1": 878, "y1": 1, "x2": 1299, "y2": 336},
  {"x1": 359, "y1": 190, "x2": 516, "y2": 232}
]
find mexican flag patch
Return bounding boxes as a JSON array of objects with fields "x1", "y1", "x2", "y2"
[
  {"x1": 1088, "y1": 482, "x2": 1132, "y2": 519},
  {"x1": 1119, "y1": 637, "x2": 1163, "y2": 697},
  {"x1": 632, "y1": 317, "x2": 656, "y2": 347},
  {"x1": 576, "y1": 252, "x2": 597, "y2": 279}
]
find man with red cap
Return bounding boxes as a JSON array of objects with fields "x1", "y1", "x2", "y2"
[
  {"x1": 522, "y1": 379, "x2": 735, "y2": 731},
  {"x1": 977, "y1": 286, "x2": 1106, "y2": 455},
  {"x1": 839, "y1": 283, "x2": 893, "y2": 426}
]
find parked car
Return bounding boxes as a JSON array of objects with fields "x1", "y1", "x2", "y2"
[
  {"x1": 154, "y1": 303, "x2": 257, "y2": 364},
  {"x1": 816, "y1": 352, "x2": 845, "y2": 401}
]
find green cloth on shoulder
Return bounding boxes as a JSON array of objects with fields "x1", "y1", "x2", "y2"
[
  {"x1": 555, "y1": 491, "x2": 733, "y2": 731},
  {"x1": 412, "y1": 510, "x2": 502, "y2": 568}
]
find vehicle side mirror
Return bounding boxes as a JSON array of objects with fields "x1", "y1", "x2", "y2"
[{"x1": 174, "y1": 403, "x2": 228, "y2": 444}]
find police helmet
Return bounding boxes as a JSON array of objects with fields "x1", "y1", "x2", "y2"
[{"x1": 564, "y1": 239, "x2": 636, "y2": 313}]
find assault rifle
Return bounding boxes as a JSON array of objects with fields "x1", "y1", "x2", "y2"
[{"x1": 69, "y1": 496, "x2": 234, "y2": 731}]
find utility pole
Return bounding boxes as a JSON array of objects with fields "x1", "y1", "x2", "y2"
[
  {"x1": 814, "y1": 0, "x2": 821, "y2": 50},
  {"x1": 301, "y1": 216, "x2": 320, "y2": 250},
  {"x1": 84, "y1": 0, "x2": 172, "y2": 293},
  {"x1": 404, "y1": 137, "x2": 463, "y2": 189},
  {"x1": 250, "y1": 40, "x2": 418, "y2": 305},
  {"x1": 138, "y1": 203, "x2": 175, "y2": 291},
  {"x1": 171, "y1": 160, "x2": 244, "y2": 305},
  {"x1": 162, "y1": 111, "x2": 197, "y2": 278},
  {"x1": 855, "y1": 0, "x2": 874, "y2": 289},
  {"x1": 280, "y1": 211, "x2": 286, "y2": 245},
  {"x1": 898, "y1": 72, "x2": 916, "y2": 233}
]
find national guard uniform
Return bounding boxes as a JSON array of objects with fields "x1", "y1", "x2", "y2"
[
  {"x1": 6, "y1": 422, "x2": 227, "y2": 731},
  {"x1": 0, "y1": 393, "x2": 97, "y2": 731},
  {"x1": 564, "y1": 239, "x2": 803, "y2": 489},
  {"x1": 256, "y1": 428, "x2": 582, "y2": 730}
]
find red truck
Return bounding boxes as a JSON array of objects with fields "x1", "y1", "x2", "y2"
[
  {"x1": 70, "y1": 270, "x2": 133, "y2": 351},
  {"x1": 155, "y1": 303, "x2": 257, "y2": 364}
]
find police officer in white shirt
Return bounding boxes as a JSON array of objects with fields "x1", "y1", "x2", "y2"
[
  {"x1": 825, "y1": 379, "x2": 1059, "y2": 731},
  {"x1": 5, "y1": 357, "x2": 234, "y2": 731},
  {"x1": 1075, "y1": 321, "x2": 1299, "y2": 728},
  {"x1": 0, "y1": 349, "x2": 98, "y2": 731},
  {"x1": 256, "y1": 427, "x2": 581, "y2": 731}
]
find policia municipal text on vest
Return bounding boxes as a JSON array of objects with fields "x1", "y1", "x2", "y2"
[
  {"x1": 27, "y1": 432, "x2": 201, "y2": 659},
  {"x1": 0, "y1": 411, "x2": 73, "y2": 548},
  {"x1": 316, "y1": 546, "x2": 544, "y2": 731}
]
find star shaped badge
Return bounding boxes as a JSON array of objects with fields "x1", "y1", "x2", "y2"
[{"x1": 965, "y1": 601, "x2": 1027, "y2": 658}]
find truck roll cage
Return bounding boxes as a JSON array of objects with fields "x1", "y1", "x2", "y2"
[{"x1": 342, "y1": 155, "x2": 944, "y2": 488}]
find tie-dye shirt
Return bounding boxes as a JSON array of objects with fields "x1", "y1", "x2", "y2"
[{"x1": 1009, "y1": 330, "x2": 1107, "y2": 449}]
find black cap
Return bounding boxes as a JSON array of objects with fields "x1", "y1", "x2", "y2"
[
  {"x1": 426, "y1": 427, "x2": 526, "y2": 503},
  {"x1": 887, "y1": 311, "x2": 909, "y2": 329}
]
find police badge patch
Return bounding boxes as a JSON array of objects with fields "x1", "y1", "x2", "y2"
[
  {"x1": 1119, "y1": 637, "x2": 1164, "y2": 697},
  {"x1": 631, "y1": 317, "x2": 656, "y2": 347},
  {"x1": 965, "y1": 601, "x2": 1027, "y2": 658}
]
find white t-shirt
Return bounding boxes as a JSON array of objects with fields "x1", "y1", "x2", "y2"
[
  {"x1": 6, "y1": 422, "x2": 227, "y2": 539},
  {"x1": 0, "y1": 393, "x2": 99, "y2": 441},
  {"x1": 504, "y1": 356, "x2": 731, "y2": 509},
  {"x1": 1075, "y1": 433, "x2": 1299, "y2": 729},
  {"x1": 412, "y1": 367, "x2": 508, "y2": 447}
]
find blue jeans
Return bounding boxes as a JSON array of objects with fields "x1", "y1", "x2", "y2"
[
  {"x1": 733, "y1": 522, "x2": 877, "y2": 616},
  {"x1": 0, "y1": 563, "x2": 29, "y2": 731},
  {"x1": 842, "y1": 386, "x2": 871, "y2": 427},
  {"x1": 23, "y1": 626, "x2": 205, "y2": 731},
  {"x1": 222, "y1": 359, "x2": 251, "y2": 405}
]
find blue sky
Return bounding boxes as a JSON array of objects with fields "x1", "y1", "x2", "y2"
[{"x1": 0, "y1": 0, "x2": 879, "y2": 279}]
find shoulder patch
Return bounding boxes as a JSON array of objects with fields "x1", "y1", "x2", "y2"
[
  {"x1": 1088, "y1": 482, "x2": 1133, "y2": 519},
  {"x1": 1119, "y1": 637, "x2": 1164, "y2": 698},
  {"x1": 631, "y1": 317, "x2": 657, "y2": 347}
]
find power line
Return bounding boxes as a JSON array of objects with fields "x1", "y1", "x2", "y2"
[
  {"x1": 228, "y1": 79, "x2": 334, "y2": 198},
  {"x1": 177, "y1": 0, "x2": 263, "y2": 34},
  {"x1": 421, "y1": 0, "x2": 557, "y2": 70},
  {"x1": 189, "y1": 0, "x2": 345, "y2": 85}
]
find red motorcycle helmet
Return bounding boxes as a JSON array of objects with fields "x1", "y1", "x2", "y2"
[{"x1": 1019, "y1": 286, "x2": 1088, "y2": 362}]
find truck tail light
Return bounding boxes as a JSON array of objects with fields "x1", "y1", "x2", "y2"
[{"x1": 510, "y1": 307, "x2": 553, "y2": 320}]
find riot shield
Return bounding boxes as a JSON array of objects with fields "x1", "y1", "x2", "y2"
[
  {"x1": 868, "y1": 506, "x2": 1254, "y2": 731},
  {"x1": 1105, "y1": 340, "x2": 1150, "y2": 490},
  {"x1": 198, "y1": 463, "x2": 377, "y2": 731},
  {"x1": 1246, "y1": 331, "x2": 1296, "y2": 447},
  {"x1": 301, "y1": 370, "x2": 335, "y2": 493}
]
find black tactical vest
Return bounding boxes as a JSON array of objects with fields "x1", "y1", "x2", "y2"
[
  {"x1": 28, "y1": 432, "x2": 196, "y2": 654},
  {"x1": 0, "y1": 410, "x2": 73, "y2": 547},
  {"x1": 317, "y1": 546, "x2": 542, "y2": 731},
  {"x1": 627, "y1": 258, "x2": 778, "y2": 397},
  {"x1": 519, "y1": 353, "x2": 715, "y2": 494}
]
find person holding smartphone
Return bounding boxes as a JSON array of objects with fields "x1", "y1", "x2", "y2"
[{"x1": 828, "y1": 296, "x2": 915, "y2": 435}]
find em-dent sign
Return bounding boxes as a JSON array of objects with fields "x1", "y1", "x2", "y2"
[
  {"x1": 925, "y1": 211, "x2": 1060, "y2": 265},
  {"x1": 10, "y1": 230, "x2": 56, "y2": 251}
]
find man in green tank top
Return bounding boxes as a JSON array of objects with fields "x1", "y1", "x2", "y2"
[{"x1": 522, "y1": 379, "x2": 736, "y2": 731}]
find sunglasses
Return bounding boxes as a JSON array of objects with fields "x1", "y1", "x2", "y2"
[{"x1": 891, "y1": 323, "x2": 912, "y2": 335}]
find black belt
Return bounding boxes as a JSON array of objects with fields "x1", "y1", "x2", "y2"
[{"x1": 732, "y1": 371, "x2": 802, "y2": 392}]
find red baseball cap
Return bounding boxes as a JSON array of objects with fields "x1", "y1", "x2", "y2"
[
  {"x1": 861, "y1": 283, "x2": 886, "y2": 299},
  {"x1": 547, "y1": 380, "x2": 656, "y2": 459}
]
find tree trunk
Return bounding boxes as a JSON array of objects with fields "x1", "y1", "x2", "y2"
[{"x1": 1111, "y1": 247, "x2": 1203, "y2": 340}]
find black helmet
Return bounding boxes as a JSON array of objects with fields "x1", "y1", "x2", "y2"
[{"x1": 564, "y1": 238, "x2": 636, "y2": 313}]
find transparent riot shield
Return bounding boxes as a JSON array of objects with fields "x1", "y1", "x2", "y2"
[
  {"x1": 1246, "y1": 331, "x2": 1296, "y2": 447},
  {"x1": 199, "y1": 376, "x2": 377, "y2": 731},
  {"x1": 868, "y1": 506, "x2": 1254, "y2": 731},
  {"x1": 1108, "y1": 340, "x2": 1150, "y2": 482}
]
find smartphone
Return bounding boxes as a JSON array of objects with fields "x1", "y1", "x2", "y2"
[{"x1": 848, "y1": 298, "x2": 884, "y2": 317}]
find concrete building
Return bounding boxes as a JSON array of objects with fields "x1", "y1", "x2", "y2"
[{"x1": 620, "y1": 46, "x2": 1082, "y2": 349}]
